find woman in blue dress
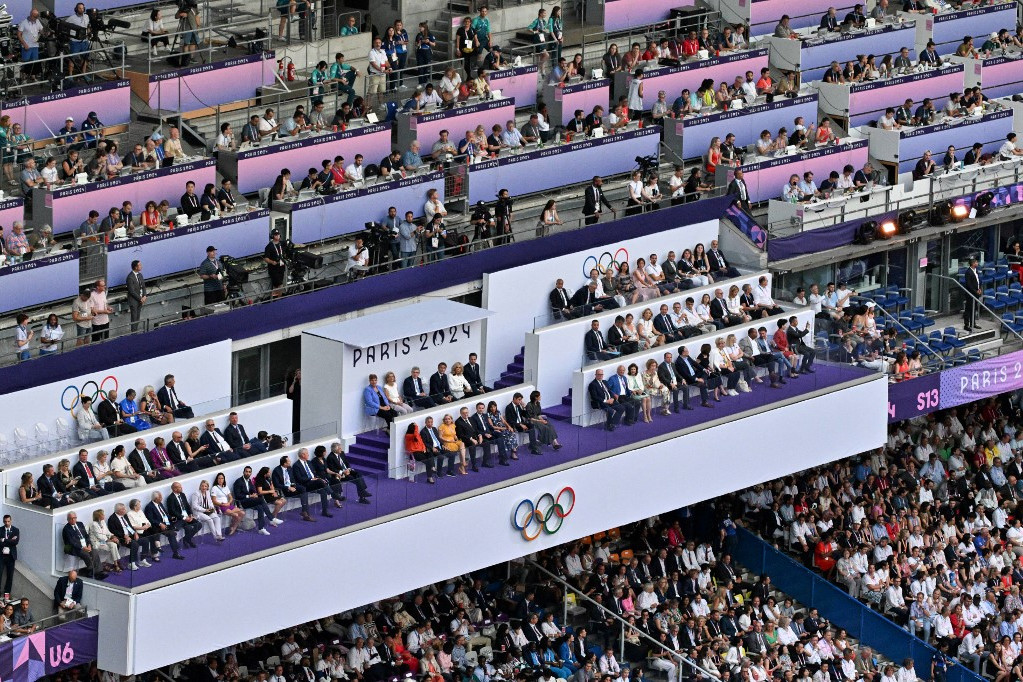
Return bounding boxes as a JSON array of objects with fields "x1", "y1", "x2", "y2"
[{"x1": 486, "y1": 400, "x2": 518, "y2": 458}]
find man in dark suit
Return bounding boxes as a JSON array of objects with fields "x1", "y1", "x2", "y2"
[
  {"x1": 709, "y1": 289, "x2": 731, "y2": 328},
  {"x1": 327, "y1": 442, "x2": 373, "y2": 503},
  {"x1": 429, "y1": 362, "x2": 455, "y2": 404},
  {"x1": 505, "y1": 393, "x2": 541, "y2": 455},
  {"x1": 128, "y1": 438, "x2": 161, "y2": 483},
  {"x1": 785, "y1": 316, "x2": 816, "y2": 373},
  {"x1": 674, "y1": 346, "x2": 713, "y2": 408},
  {"x1": 167, "y1": 481, "x2": 202, "y2": 547},
  {"x1": 38, "y1": 464, "x2": 68, "y2": 507},
  {"x1": 108, "y1": 503, "x2": 144, "y2": 569},
  {"x1": 310, "y1": 446, "x2": 348, "y2": 504},
  {"x1": 403, "y1": 367, "x2": 435, "y2": 408},
  {"x1": 53, "y1": 570, "x2": 84, "y2": 614},
  {"x1": 199, "y1": 419, "x2": 240, "y2": 463},
  {"x1": 471, "y1": 402, "x2": 509, "y2": 467},
  {"x1": 418, "y1": 417, "x2": 446, "y2": 481},
  {"x1": 607, "y1": 316, "x2": 639, "y2": 355},
  {"x1": 0, "y1": 516, "x2": 18, "y2": 596},
  {"x1": 549, "y1": 279, "x2": 574, "y2": 320},
  {"x1": 585, "y1": 320, "x2": 619, "y2": 361},
  {"x1": 653, "y1": 304, "x2": 685, "y2": 342},
  {"x1": 73, "y1": 450, "x2": 121, "y2": 495},
  {"x1": 157, "y1": 374, "x2": 194, "y2": 419},
  {"x1": 125, "y1": 259, "x2": 147, "y2": 332},
  {"x1": 727, "y1": 169, "x2": 751, "y2": 212},
  {"x1": 272, "y1": 455, "x2": 315, "y2": 522},
  {"x1": 463, "y1": 353, "x2": 490, "y2": 393},
  {"x1": 166, "y1": 431, "x2": 203, "y2": 472},
  {"x1": 232, "y1": 466, "x2": 274, "y2": 534},
  {"x1": 607, "y1": 366, "x2": 639, "y2": 425},
  {"x1": 571, "y1": 282, "x2": 615, "y2": 317},
  {"x1": 588, "y1": 369, "x2": 627, "y2": 431},
  {"x1": 291, "y1": 449, "x2": 334, "y2": 517},
  {"x1": 223, "y1": 412, "x2": 254, "y2": 456},
  {"x1": 657, "y1": 352, "x2": 686, "y2": 413},
  {"x1": 964, "y1": 257, "x2": 982, "y2": 331},
  {"x1": 144, "y1": 492, "x2": 186, "y2": 558},
  {"x1": 455, "y1": 407, "x2": 484, "y2": 471},
  {"x1": 582, "y1": 176, "x2": 616, "y2": 225},
  {"x1": 707, "y1": 240, "x2": 740, "y2": 279},
  {"x1": 96, "y1": 390, "x2": 136, "y2": 436}
]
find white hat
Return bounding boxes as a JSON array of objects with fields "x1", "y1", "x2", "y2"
[{"x1": 865, "y1": 301, "x2": 876, "y2": 308}]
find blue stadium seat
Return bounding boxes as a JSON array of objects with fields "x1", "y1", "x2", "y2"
[
  {"x1": 926, "y1": 331, "x2": 952, "y2": 354},
  {"x1": 941, "y1": 327, "x2": 965, "y2": 348},
  {"x1": 883, "y1": 286, "x2": 909, "y2": 310},
  {"x1": 984, "y1": 289, "x2": 1008, "y2": 312}
]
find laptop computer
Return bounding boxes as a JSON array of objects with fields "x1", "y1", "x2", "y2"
[{"x1": 161, "y1": 157, "x2": 175, "y2": 168}]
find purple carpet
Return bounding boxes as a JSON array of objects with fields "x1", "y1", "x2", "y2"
[{"x1": 101, "y1": 363, "x2": 870, "y2": 589}]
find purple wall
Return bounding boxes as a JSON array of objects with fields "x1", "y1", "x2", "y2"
[
  {"x1": 978, "y1": 57, "x2": 1023, "y2": 100},
  {"x1": 931, "y1": 5, "x2": 1017, "y2": 52},
  {"x1": 887, "y1": 373, "x2": 940, "y2": 422},
  {"x1": 638, "y1": 50, "x2": 769, "y2": 109},
  {"x1": 148, "y1": 53, "x2": 276, "y2": 112},
  {"x1": 0, "y1": 198, "x2": 24, "y2": 230},
  {"x1": 940, "y1": 348, "x2": 1023, "y2": 408},
  {"x1": 289, "y1": 171, "x2": 446, "y2": 243},
  {"x1": 0, "y1": 198, "x2": 734, "y2": 396},
  {"x1": 0, "y1": 251, "x2": 80, "y2": 315},
  {"x1": 750, "y1": 0, "x2": 858, "y2": 34},
  {"x1": 847, "y1": 66, "x2": 965, "y2": 127},
  {"x1": 2, "y1": 81, "x2": 131, "y2": 142},
  {"x1": 552, "y1": 80, "x2": 611, "y2": 125},
  {"x1": 410, "y1": 100, "x2": 516, "y2": 145},
  {"x1": 107, "y1": 209, "x2": 270, "y2": 281},
  {"x1": 897, "y1": 110, "x2": 1011, "y2": 172},
  {"x1": 739, "y1": 140, "x2": 869, "y2": 203},
  {"x1": 467, "y1": 127, "x2": 660, "y2": 203},
  {"x1": 489, "y1": 66, "x2": 539, "y2": 108},
  {"x1": 232, "y1": 124, "x2": 393, "y2": 194},
  {"x1": 677, "y1": 94, "x2": 818, "y2": 158},
  {"x1": 603, "y1": 0, "x2": 695, "y2": 32},
  {"x1": 47, "y1": 159, "x2": 217, "y2": 235},
  {"x1": 800, "y1": 25, "x2": 916, "y2": 82}
]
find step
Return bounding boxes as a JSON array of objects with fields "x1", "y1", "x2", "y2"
[
  {"x1": 344, "y1": 453, "x2": 389, "y2": 472},
  {"x1": 494, "y1": 377, "x2": 519, "y2": 389},
  {"x1": 560, "y1": 392, "x2": 572, "y2": 407},
  {"x1": 347, "y1": 443, "x2": 386, "y2": 458},
  {"x1": 514, "y1": 352, "x2": 524, "y2": 364},
  {"x1": 545, "y1": 404, "x2": 572, "y2": 421},
  {"x1": 506, "y1": 361, "x2": 524, "y2": 373},
  {"x1": 355, "y1": 430, "x2": 390, "y2": 447}
]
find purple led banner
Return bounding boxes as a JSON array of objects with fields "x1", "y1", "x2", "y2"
[
  {"x1": 552, "y1": 79, "x2": 611, "y2": 125},
  {"x1": 976, "y1": 57, "x2": 1023, "y2": 99},
  {"x1": 677, "y1": 94, "x2": 818, "y2": 158},
  {"x1": 0, "y1": 198, "x2": 25, "y2": 230},
  {"x1": 1, "y1": 81, "x2": 131, "y2": 142},
  {"x1": 467, "y1": 126, "x2": 660, "y2": 203},
  {"x1": 738, "y1": 139, "x2": 869, "y2": 203},
  {"x1": 148, "y1": 53, "x2": 276, "y2": 111},
  {"x1": 931, "y1": 4, "x2": 1017, "y2": 52},
  {"x1": 0, "y1": 251, "x2": 80, "y2": 315},
  {"x1": 488, "y1": 66, "x2": 539, "y2": 108},
  {"x1": 897, "y1": 109, "x2": 1012, "y2": 173},
  {"x1": 604, "y1": 0, "x2": 695, "y2": 31},
  {"x1": 0, "y1": 616, "x2": 97, "y2": 682},
  {"x1": 887, "y1": 372, "x2": 941, "y2": 422},
  {"x1": 288, "y1": 171, "x2": 446, "y2": 244},
  {"x1": 230, "y1": 124, "x2": 393, "y2": 195},
  {"x1": 847, "y1": 66, "x2": 965, "y2": 127},
  {"x1": 409, "y1": 99, "x2": 517, "y2": 146},
  {"x1": 750, "y1": 0, "x2": 859, "y2": 34},
  {"x1": 637, "y1": 49, "x2": 769, "y2": 109},
  {"x1": 940, "y1": 348, "x2": 1023, "y2": 408},
  {"x1": 45, "y1": 159, "x2": 216, "y2": 235}
]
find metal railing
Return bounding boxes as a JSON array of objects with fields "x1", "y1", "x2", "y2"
[
  {"x1": 1, "y1": 43, "x2": 127, "y2": 98},
  {"x1": 527, "y1": 559, "x2": 724, "y2": 681},
  {"x1": 581, "y1": 8, "x2": 724, "y2": 72}
]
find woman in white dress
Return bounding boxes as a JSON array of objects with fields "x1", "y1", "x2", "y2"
[
  {"x1": 382, "y1": 371, "x2": 414, "y2": 415},
  {"x1": 88, "y1": 508, "x2": 122, "y2": 573},
  {"x1": 211, "y1": 472, "x2": 246, "y2": 536},
  {"x1": 642, "y1": 358, "x2": 671, "y2": 416},
  {"x1": 726, "y1": 284, "x2": 750, "y2": 323},
  {"x1": 110, "y1": 445, "x2": 146, "y2": 488},
  {"x1": 449, "y1": 362, "x2": 473, "y2": 400},
  {"x1": 190, "y1": 480, "x2": 224, "y2": 541},
  {"x1": 626, "y1": 362, "x2": 652, "y2": 422},
  {"x1": 637, "y1": 308, "x2": 664, "y2": 349}
]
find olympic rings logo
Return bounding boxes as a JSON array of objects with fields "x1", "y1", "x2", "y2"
[
  {"x1": 581, "y1": 248, "x2": 629, "y2": 279},
  {"x1": 512, "y1": 487, "x2": 576, "y2": 541},
  {"x1": 60, "y1": 376, "x2": 118, "y2": 417}
]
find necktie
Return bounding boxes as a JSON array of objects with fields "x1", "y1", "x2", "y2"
[
  {"x1": 304, "y1": 461, "x2": 312, "y2": 478},
  {"x1": 602, "y1": 383, "x2": 610, "y2": 401},
  {"x1": 685, "y1": 357, "x2": 694, "y2": 373},
  {"x1": 159, "y1": 504, "x2": 168, "y2": 524},
  {"x1": 137, "y1": 452, "x2": 150, "y2": 472},
  {"x1": 168, "y1": 388, "x2": 178, "y2": 409}
]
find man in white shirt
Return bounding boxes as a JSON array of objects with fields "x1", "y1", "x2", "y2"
[
  {"x1": 564, "y1": 546, "x2": 583, "y2": 577},
  {"x1": 753, "y1": 276, "x2": 784, "y2": 315},
  {"x1": 879, "y1": 108, "x2": 900, "y2": 130},
  {"x1": 257, "y1": 108, "x2": 280, "y2": 137},
  {"x1": 500, "y1": 121, "x2": 525, "y2": 148},
  {"x1": 959, "y1": 627, "x2": 987, "y2": 673},
  {"x1": 1000, "y1": 133, "x2": 1023, "y2": 159},
  {"x1": 345, "y1": 154, "x2": 365, "y2": 183},
  {"x1": 347, "y1": 237, "x2": 369, "y2": 275},
  {"x1": 836, "y1": 166, "x2": 856, "y2": 190},
  {"x1": 895, "y1": 659, "x2": 917, "y2": 682},
  {"x1": 424, "y1": 188, "x2": 447, "y2": 221},
  {"x1": 367, "y1": 37, "x2": 390, "y2": 107}
]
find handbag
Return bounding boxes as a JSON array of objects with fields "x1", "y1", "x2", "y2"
[{"x1": 737, "y1": 379, "x2": 750, "y2": 393}]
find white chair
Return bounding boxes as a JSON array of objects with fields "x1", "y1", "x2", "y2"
[
  {"x1": 55, "y1": 417, "x2": 75, "y2": 450},
  {"x1": 34, "y1": 422, "x2": 51, "y2": 455}
]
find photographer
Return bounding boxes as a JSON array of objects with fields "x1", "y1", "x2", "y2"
[
  {"x1": 175, "y1": 0, "x2": 201, "y2": 63},
  {"x1": 471, "y1": 201, "x2": 494, "y2": 249},
  {"x1": 381, "y1": 206, "x2": 401, "y2": 267},
  {"x1": 264, "y1": 229, "x2": 286, "y2": 299},
  {"x1": 198, "y1": 245, "x2": 226, "y2": 305},
  {"x1": 347, "y1": 236, "x2": 369, "y2": 279},
  {"x1": 494, "y1": 188, "x2": 513, "y2": 246}
]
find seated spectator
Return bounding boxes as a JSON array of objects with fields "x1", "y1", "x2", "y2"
[
  {"x1": 158, "y1": 374, "x2": 194, "y2": 419},
  {"x1": 53, "y1": 570, "x2": 84, "y2": 617}
]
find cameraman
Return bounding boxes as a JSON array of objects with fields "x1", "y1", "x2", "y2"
[
  {"x1": 471, "y1": 200, "x2": 494, "y2": 248},
  {"x1": 175, "y1": 0, "x2": 201, "y2": 62},
  {"x1": 68, "y1": 4, "x2": 91, "y2": 68},
  {"x1": 264, "y1": 229, "x2": 286, "y2": 299},
  {"x1": 381, "y1": 206, "x2": 401, "y2": 267},
  {"x1": 17, "y1": 10, "x2": 42, "y2": 76},
  {"x1": 347, "y1": 236, "x2": 369, "y2": 278}
]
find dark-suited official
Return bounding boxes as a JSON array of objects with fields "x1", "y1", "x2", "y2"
[{"x1": 264, "y1": 229, "x2": 286, "y2": 299}]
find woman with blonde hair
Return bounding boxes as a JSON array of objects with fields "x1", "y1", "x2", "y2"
[
  {"x1": 189, "y1": 480, "x2": 224, "y2": 541},
  {"x1": 638, "y1": 309, "x2": 664, "y2": 349},
  {"x1": 626, "y1": 362, "x2": 652, "y2": 422},
  {"x1": 89, "y1": 508, "x2": 122, "y2": 573},
  {"x1": 642, "y1": 358, "x2": 672, "y2": 416},
  {"x1": 139, "y1": 384, "x2": 173, "y2": 425},
  {"x1": 449, "y1": 362, "x2": 473, "y2": 399},
  {"x1": 438, "y1": 414, "x2": 467, "y2": 475},
  {"x1": 382, "y1": 371, "x2": 414, "y2": 415}
]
